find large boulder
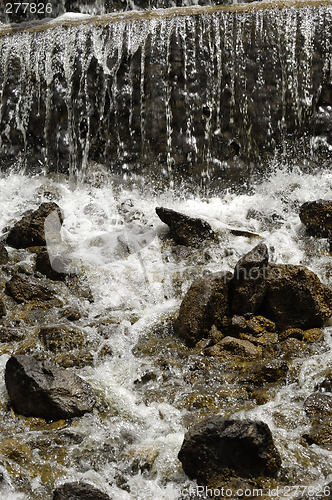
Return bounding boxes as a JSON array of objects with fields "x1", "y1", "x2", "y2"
[
  {"x1": 6, "y1": 202, "x2": 63, "y2": 249},
  {"x1": 5, "y1": 274, "x2": 54, "y2": 303},
  {"x1": 5, "y1": 355, "x2": 96, "y2": 420},
  {"x1": 53, "y1": 482, "x2": 111, "y2": 500},
  {"x1": 156, "y1": 207, "x2": 218, "y2": 247},
  {"x1": 174, "y1": 271, "x2": 232, "y2": 346},
  {"x1": 260, "y1": 264, "x2": 332, "y2": 330},
  {"x1": 230, "y1": 243, "x2": 269, "y2": 315},
  {"x1": 299, "y1": 200, "x2": 332, "y2": 237},
  {"x1": 178, "y1": 416, "x2": 281, "y2": 484}
]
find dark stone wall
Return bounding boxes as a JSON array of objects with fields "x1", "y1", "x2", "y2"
[{"x1": 0, "y1": 5, "x2": 331, "y2": 182}]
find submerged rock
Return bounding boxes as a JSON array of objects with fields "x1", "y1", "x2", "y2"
[
  {"x1": 174, "y1": 271, "x2": 232, "y2": 346},
  {"x1": 230, "y1": 243, "x2": 269, "y2": 315},
  {"x1": 5, "y1": 274, "x2": 54, "y2": 303},
  {"x1": 5, "y1": 355, "x2": 96, "y2": 420},
  {"x1": 156, "y1": 206, "x2": 218, "y2": 247},
  {"x1": 0, "y1": 242, "x2": 9, "y2": 264},
  {"x1": 303, "y1": 418, "x2": 332, "y2": 449},
  {"x1": 260, "y1": 264, "x2": 332, "y2": 330},
  {"x1": 6, "y1": 202, "x2": 63, "y2": 249},
  {"x1": 299, "y1": 200, "x2": 332, "y2": 237},
  {"x1": 53, "y1": 482, "x2": 111, "y2": 500},
  {"x1": 178, "y1": 416, "x2": 281, "y2": 484}
]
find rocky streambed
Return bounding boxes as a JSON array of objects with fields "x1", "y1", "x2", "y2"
[{"x1": 0, "y1": 169, "x2": 331, "y2": 499}]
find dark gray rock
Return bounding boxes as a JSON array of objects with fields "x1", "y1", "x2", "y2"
[
  {"x1": 230, "y1": 243, "x2": 269, "y2": 315},
  {"x1": 260, "y1": 264, "x2": 332, "y2": 330},
  {"x1": 174, "y1": 271, "x2": 232, "y2": 346},
  {"x1": 35, "y1": 247, "x2": 71, "y2": 281},
  {"x1": 53, "y1": 481, "x2": 111, "y2": 500},
  {"x1": 178, "y1": 416, "x2": 281, "y2": 484},
  {"x1": 156, "y1": 207, "x2": 218, "y2": 247},
  {"x1": 0, "y1": 242, "x2": 9, "y2": 264},
  {"x1": 6, "y1": 202, "x2": 63, "y2": 249},
  {"x1": 5, "y1": 274, "x2": 54, "y2": 303},
  {"x1": 299, "y1": 200, "x2": 332, "y2": 237},
  {"x1": 5, "y1": 355, "x2": 96, "y2": 420},
  {"x1": 0, "y1": 296, "x2": 5, "y2": 318}
]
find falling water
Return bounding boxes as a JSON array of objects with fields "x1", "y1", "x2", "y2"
[{"x1": 0, "y1": 4, "x2": 331, "y2": 182}]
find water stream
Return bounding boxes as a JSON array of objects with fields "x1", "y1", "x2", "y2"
[{"x1": 0, "y1": 2, "x2": 331, "y2": 499}]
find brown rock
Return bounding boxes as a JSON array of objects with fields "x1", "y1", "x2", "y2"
[
  {"x1": 5, "y1": 274, "x2": 54, "y2": 303},
  {"x1": 260, "y1": 264, "x2": 332, "y2": 330},
  {"x1": 156, "y1": 206, "x2": 218, "y2": 247},
  {"x1": 303, "y1": 418, "x2": 332, "y2": 449},
  {"x1": 278, "y1": 328, "x2": 304, "y2": 342},
  {"x1": 230, "y1": 243, "x2": 269, "y2": 315},
  {"x1": 174, "y1": 271, "x2": 232, "y2": 346},
  {"x1": 0, "y1": 242, "x2": 9, "y2": 264},
  {"x1": 207, "y1": 336, "x2": 262, "y2": 360},
  {"x1": 6, "y1": 202, "x2": 63, "y2": 249},
  {"x1": 304, "y1": 393, "x2": 332, "y2": 422},
  {"x1": 299, "y1": 200, "x2": 332, "y2": 237},
  {"x1": 303, "y1": 328, "x2": 323, "y2": 343},
  {"x1": 241, "y1": 360, "x2": 288, "y2": 386},
  {"x1": 0, "y1": 296, "x2": 6, "y2": 318}
]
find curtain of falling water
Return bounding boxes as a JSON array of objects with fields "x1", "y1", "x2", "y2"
[{"x1": 0, "y1": 6, "x2": 331, "y2": 180}]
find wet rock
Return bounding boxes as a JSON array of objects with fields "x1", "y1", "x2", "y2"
[
  {"x1": 60, "y1": 306, "x2": 82, "y2": 321},
  {"x1": 174, "y1": 271, "x2": 232, "y2": 346},
  {"x1": 155, "y1": 207, "x2": 217, "y2": 247},
  {"x1": 263, "y1": 338, "x2": 309, "y2": 360},
  {"x1": 206, "y1": 336, "x2": 262, "y2": 360},
  {"x1": 35, "y1": 248, "x2": 71, "y2": 281},
  {"x1": 278, "y1": 328, "x2": 304, "y2": 342},
  {"x1": 0, "y1": 242, "x2": 9, "y2": 264},
  {"x1": 53, "y1": 482, "x2": 111, "y2": 500},
  {"x1": 293, "y1": 481, "x2": 332, "y2": 500},
  {"x1": 230, "y1": 243, "x2": 269, "y2": 315},
  {"x1": 304, "y1": 393, "x2": 332, "y2": 422},
  {"x1": 5, "y1": 274, "x2": 54, "y2": 303},
  {"x1": 178, "y1": 416, "x2": 281, "y2": 484},
  {"x1": 303, "y1": 418, "x2": 332, "y2": 449},
  {"x1": 240, "y1": 360, "x2": 288, "y2": 386},
  {"x1": 303, "y1": 328, "x2": 323, "y2": 343},
  {"x1": 299, "y1": 200, "x2": 332, "y2": 237},
  {"x1": 0, "y1": 295, "x2": 6, "y2": 318},
  {"x1": 260, "y1": 264, "x2": 332, "y2": 330},
  {"x1": 6, "y1": 202, "x2": 63, "y2": 249},
  {"x1": 316, "y1": 371, "x2": 332, "y2": 393},
  {"x1": 239, "y1": 330, "x2": 278, "y2": 347},
  {"x1": 39, "y1": 325, "x2": 87, "y2": 353},
  {"x1": 0, "y1": 327, "x2": 23, "y2": 343},
  {"x1": 5, "y1": 355, "x2": 96, "y2": 420}
]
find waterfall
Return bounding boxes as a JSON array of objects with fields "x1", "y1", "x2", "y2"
[{"x1": 0, "y1": 4, "x2": 331, "y2": 181}]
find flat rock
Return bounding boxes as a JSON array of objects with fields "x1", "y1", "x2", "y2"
[
  {"x1": 53, "y1": 482, "x2": 111, "y2": 500},
  {"x1": 260, "y1": 264, "x2": 332, "y2": 330},
  {"x1": 206, "y1": 336, "x2": 262, "y2": 360},
  {"x1": 299, "y1": 200, "x2": 332, "y2": 237},
  {"x1": 156, "y1": 206, "x2": 217, "y2": 247},
  {"x1": 230, "y1": 243, "x2": 269, "y2": 315},
  {"x1": 5, "y1": 355, "x2": 96, "y2": 420},
  {"x1": 5, "y1": 274, "x2": 54, "y2": 303},
  {"x1": 174, "y1": 271, "x2": 232, "y2": 346},
  {"x1": 6, "y1": 202, "x2": 63, "y2": 249},
  {"x1": 178, "y1": 416, "x2": 281, "y2": 484}
]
